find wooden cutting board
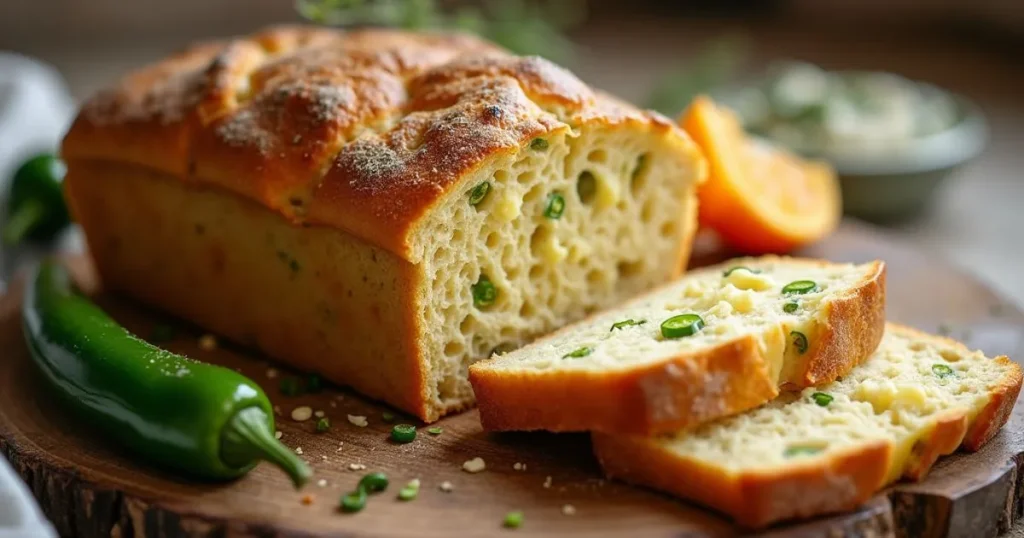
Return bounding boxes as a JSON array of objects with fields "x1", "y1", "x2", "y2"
[{"x1": 1, "y1": 221, "x2": 1023, "y2": 538}]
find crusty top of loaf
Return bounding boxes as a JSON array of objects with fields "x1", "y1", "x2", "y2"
[{"x1": 62, "y1": 25, "x2": 691, "y2": 260}]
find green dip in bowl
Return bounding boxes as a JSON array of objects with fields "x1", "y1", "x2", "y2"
[{"x1": 719, "y1": 62, "x2": 988, "y2": 222}]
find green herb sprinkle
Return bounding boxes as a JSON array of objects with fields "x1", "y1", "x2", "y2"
[
  {"x1": 811, "y1": 392, "x2": 833, "y2": 407},
  {"x1": 784, "y1": 445, "x2": 824, "y2": 458},
  {"x1": 782, "y1": 280, "x2": 818, "y2": 295},
  {"x1": 469, "y1": 181, "x2": 491, "y2": 206},
  {"x1": 358, "y1": 472, "x2": 389, "y2": 493},
  {"x1": 503, "y1": 511, "x2": 524, "y2": 529},
  {"x1": 340, "y1": 489, "x2": 367, "y2": 513},
  {"x1": 932, "y1": 364, "x2": 955, "y2": 379},
  {"x1": 563, "y1": 346, "x2": 593, "y2": 359},
  {"x1": 472, "y1": 275, "x2": 498, "y2": 308},
  {"x1": 391, "y1": 424, "x2": 416, "y2": 444},
  {"x1": 610, "y1": 319, "x2": 646, "y2": 331},
  {"x1": 398, "y1": 480, "x2": 420, "y2": 501},
  {"x1": 660, "y1": 314, "x2": 705, "y2": 339},
  {"x1": 544, "y1": 192, "x2": 566, "y2": 219},
  {"x1": 790, "y1": 331, "x2": 809, "y2": 354}
]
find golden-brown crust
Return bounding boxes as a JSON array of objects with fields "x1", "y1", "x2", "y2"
[
  {"x1": 903, "y1": 410, "x2": 969, "y2": 481},
  {"x1": 963, "y1": 356, "x2": 1023, "y2": 451},
  {"x1": 473, "y1": 333, "x2": 781, "y2": 435},
  {"x1": 792, "y1": 260, "x2": 887, "y2": 387},
  {"x1": 592, "y1": 433, "x2": 891, "y2": 529},
  {"x1": 62, "y1": 25, "x2": 690, "y2": 261},
  {"x1": 470, "y1": 258, "x2": 886, "y2": 435}
]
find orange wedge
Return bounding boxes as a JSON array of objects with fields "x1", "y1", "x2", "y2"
[{"x1": 680, "y1": 96, "x2": 841, "y2": 254}]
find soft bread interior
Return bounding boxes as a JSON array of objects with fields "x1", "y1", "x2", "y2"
[
  {"x1": 414, "y1": 125, "x2": 702, "y2": 414},
  {"x1": 646, "y1": 326, "x2": 1015, "y2": 477},
  {"x1": 476, "y1": 258, "x2": 874, "y2": 386}
]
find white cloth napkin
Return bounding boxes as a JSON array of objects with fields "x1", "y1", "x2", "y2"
[
  {"x1": 0, "y1": 53, "x2": 75, "y2": 187},
  {"x1": 0, "y1": 53, "x2": 67, "y2": 538}
]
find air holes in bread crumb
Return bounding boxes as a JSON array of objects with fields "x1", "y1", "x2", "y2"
[
  {"x1": 486, "y1": 232, "x2": 500, "y2": 248},
  {"x1": 520, "y1": 301, "x2": 536, "y2": 317},
  {"x1": 630, "y1": 153, "x2": 650, "y2": 195},
  {"x1": 939, "y1": 349, "x2": 962, "y2": 363},
  {"x1": 444, "y1": 341, "x2": 464, "y2": 357},
  {"x1": 660, "y1": 220, "x2": 678, "y2": 238},
  {"x1": 530, "y1": 226, "x2": 548, "y2": 254},
  {"x1": 641, "y1": 200, "x2": 654, "y2": 222},
  {"x1": 577, "y1": 171, "x2": 597, "y2": 205},
  {"x1": 587, "y1": 148, "x2": 608, "y2": 163},
  {"x1": 617, "y1": 260, "x2": 644, "y2": 279}
]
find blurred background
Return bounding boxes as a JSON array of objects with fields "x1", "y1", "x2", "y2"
[{"x1": 0, "y1": 0, "x2": 1022, "y2": 304}]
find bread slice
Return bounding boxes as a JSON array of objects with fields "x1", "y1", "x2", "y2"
[
  {"x1": 469, "y1": 257, "x2": 886, "y2": 435},
  {"x1": 593, "y1": 324, "x2": 1023, "y2": 528},
  {"x1": 61, "y1": 26, "x2": 706, "y2": 422}
]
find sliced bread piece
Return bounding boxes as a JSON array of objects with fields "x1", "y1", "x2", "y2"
[
  {"x1": 469, "y1": 257, "x2": 886, "y2": 435},
  {"x1": 593, "y1": 324, "x2": 1023, "y2": 528}
]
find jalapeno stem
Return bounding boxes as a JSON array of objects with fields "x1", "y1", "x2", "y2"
[
  {"x1": 221, "y1": 407, "x2": 312, "y2": 487},
  {"x1": 3, "y1": 200, "x2": 44, "y2": 245}
]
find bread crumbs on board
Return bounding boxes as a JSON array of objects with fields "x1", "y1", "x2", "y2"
[
  {"x1": 512, "y1": 462, "x2": 526, "y2": 471},
  {"x1": 295, "y1": 447, "x2": 304, "y2": 455},
  {"x1": 291, "y1": 406, "x2": 313, "y2": 421},
  {"x1": 314, "y1": 410, "x2": 325, "y2": 418},
  {"x1": 349, "y1": 463, "x2": 367, "y2": 471},
  {"x1": 266, "y1": 368, "x2": 278, "y2": 379},
  {"x1": 562, "y1": 504, "x2": 576, "y2": 516},
  {"x1": 348, "y1": 414, "x2": 368, "y2": 427},
  {"x1": 439, "y1": 481, "x2": 454, "y2": 492},
  {"x1": 317, "y1": 479, "x2": 328, "y2": 487},
  {"x1": 543, "y1": 476, "x2": 552, "y2": 488},
  {"x1": 198, "y1": 334, "x2": 217, "y2": 351},
  {"x1": 274, "y1": 431, "x2": 283, "y2": 440},
  {"x1": 463, "y1": 457, "x2": 486, "y2": 473}
]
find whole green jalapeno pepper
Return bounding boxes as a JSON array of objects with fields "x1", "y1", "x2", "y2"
[
  {"x1": 21, "y1": 260, "x2": 311, "y2": 486},
  {"x1": 3, "y1": 153, "x2": 70, "y2": 245}
]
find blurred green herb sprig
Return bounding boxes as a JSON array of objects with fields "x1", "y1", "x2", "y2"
[{"x1": 296, "y1": 0, "x2": 585, "y2": 63}]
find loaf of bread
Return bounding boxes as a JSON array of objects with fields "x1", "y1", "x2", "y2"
[
  {"x1": 469, "y1": 257, "x2": 886, "y2": 435},
  {"x1": 61, "y1": 26, "x2": 706, "y2": 421},
  {"x1": 593, "y1": 324, "x2": 1022, "y2": 528}
]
